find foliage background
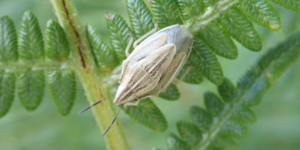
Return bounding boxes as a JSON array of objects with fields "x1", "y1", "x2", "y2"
[{"x1": 0, "y1": 0, "x2": 300, "y2": 150}]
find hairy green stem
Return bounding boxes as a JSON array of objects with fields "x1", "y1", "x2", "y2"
[
  {"x1": 188, "y1": 0, "x2": 240, "y2": 33},
  {"x1": 50, "y1": 0, "x2": 130, "y2": 150}
]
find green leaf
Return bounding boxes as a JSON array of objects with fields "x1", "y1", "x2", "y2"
[
  {"x1": 217, "y1": 77, "x2": 236, "y2": 102},
  {"x1": 239, "y1": 32, "x2": 300, "y2": 106},
  {"x1": 220, "y1": 120, "x2": 248, "y2": 138},
  {"x1": 219, "y1": 7, "x2": 262, "y2": 51},
  {"x1": 126, "y1": 0, "x2": 154, "y2": 38},
  {"x1": 166, "y1": 30, "x2": 300, "y2": 150},
  {"x1": 176, "y1": 64, "x2": 204, "y2": 84},
  {"x1": 210, "y1": 135, "x2": 237, "y2": 149},
  {"x1": 17, "y1": 11, "x2": 45, "y2": 111},
  {"x1": 45, "y1": 20, "x2": 69, "y2": 60},
  {"x1": 198, "y1": 22, "x2": 238, "y2": 59},
  {"x1": 236, "y1": 0, "x2": 281, "y2": 31},
  {"x1": 232, "y1": 106, "x2": 257, "y2": 124},
  {"x1": 0, "y1": 16, "x2": 17, "y2": 118},
  {"x1": 159, "y1": 83, "x2": 180, "y2": 100},
  {"x1": 238, "y1": 68, "x2": 270, "y2": 106},
  {"x1": 0, "y1": 73, "x2": 16, "y2": 118},
  {"x1": 150, "y1": 0, "x2": 183, "y2": 28},
  {"x1": 47, "y1": 70, "x2": 76, "y2": 115},
  {"x1": 203, "y1": 0, "x2": 221, "y2": 7},
  {"x1": 0, "y1": 16, "x2": 18, "y2": 63},
  {"x1": 188, "y1": 37, "x2": 223, "y2": 85},
  {"x1": 196, "y1": 31, "x2": 300, "y2": 150},
  {"x1": 176, "y1": 121, "x2": 202, "y2": 146},
  {"x1": 204, "y1": 92, "x2": 224, "y2": 116},
  {"x1": 123, "y1": 98, "x2": 167, "y2": 132},
  {"x1": 86, "y1": 23, "x2": 119, "y2": 69},
  {"x1": 271, "y1": 0, "x2": 300, "y2": 13},
  {"x1": 167, "y1": 133, "x2": 191, "y2": 150},
  {"x1": 45, "y1": 20, "x2": 76, "y2": 115},
  {"x1": 17, "y1": 71, "x2": 45, "y2": 110},
  {"x1": 106, "y1": 13, "x2": 131, "y2": 61},
  {"x1": 176, "y1": 0, "x2": 205, "y2": 23},
  {"x1": 190, "y1": 106, "x2": 212, "y2": 131},
  {"x1": 241, "y1": 71, "x2": 273, "y2": 106},
  {"x1": 18, "y1": 11, "x2": 44, "y2": 61}
]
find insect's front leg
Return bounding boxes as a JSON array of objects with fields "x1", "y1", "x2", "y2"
[
  {"x1": 133, "y1": 19, "x2": 158, "y2": 48},
  {"x1": 111, "y1": 75, "x2": 121, "y2": 80},
  {"x1": 125, "y1": 28, "x2": 134, "y2": 57},
  {"x1": 102, "y1": 65, "x2": 123, "y2": 85},
  {"x1": 123, "y1": 98, "x2": 140, "y2": 109},
  {"x1": 102, "y1": 74, "x2": 120, "y2": 85},
  {"x1": 125, "y1": 19, "x2": 158, "y2": 56}
]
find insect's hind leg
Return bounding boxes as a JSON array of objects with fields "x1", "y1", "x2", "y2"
[{"x1": 133, "y1": 19, "x2": 158, "y2": 48}]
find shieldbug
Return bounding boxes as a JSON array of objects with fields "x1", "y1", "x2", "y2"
[
  {"x1": 115, "y1": 23, "x2": 193, "y2": 107},
  {"x1": 80, "y1": 21, "x2": 193, "y2": 136}
]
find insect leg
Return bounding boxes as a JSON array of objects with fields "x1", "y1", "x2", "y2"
[
  {"x1": 125, "y1": 28, "x2": 134, "y2": 57},
  {"x1": 110, "y1": 75, "x2": 121, "y2": 80},
  {"x1": 123, "y1": 98, "x2": 140, "y2": 109},
  {"x1": 102, "y1": 75, "x2": 121, "y2": 85},
  {"x1": 133, "y1": 19, "x2": 158, "y2": 48}
]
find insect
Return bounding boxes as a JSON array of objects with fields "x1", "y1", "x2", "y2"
[{"x1": 80, "y1": 20, "x2": 193, "y2": 136}]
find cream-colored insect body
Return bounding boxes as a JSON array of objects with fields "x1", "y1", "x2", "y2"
[
  {"x1": 115, "y1": 24, "x2": 193, "y2": 107},
  {"x1": 80, "y1": 23, "x2": 193, "y2": 136}
]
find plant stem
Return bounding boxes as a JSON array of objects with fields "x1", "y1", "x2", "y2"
[
  {"x1": 0, "y1": 61, "x2": 72, "y2": 73},
  {"x1": 188, "y1": 0, "x2": 240, "y2": 33},
  {"x1": 50, "y1": 0, "x2": 130, "y2": 150}
]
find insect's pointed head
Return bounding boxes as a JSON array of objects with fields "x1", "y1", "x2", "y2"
[{"x1": 113, "y1": 80, "x2": 136, "y2": 106}]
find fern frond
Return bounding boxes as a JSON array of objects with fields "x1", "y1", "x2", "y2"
[
  {"x1": 219, "y1": 7, "x2": 262, "y2": 51},
  {"x1": 0, "y1": 12, "x2": 75, "y2": 117},
  {"x1": 187, "y1": 36, "x2": 223, "y2": 85},
  {"x1": 0, "y1": 16, "x2": 17, "y2": 117},
  {"x1": 167, "y1": 133, "x2": 191, "y2": 150},
  {"x1": 166, "y1": 31, "x2": 300, "y2": 150},
  {"x1": 151, "y1": 0, "x2": 183, "y2": 28},
  {"x1": 17, "y1": 11, "x2": 45, "y2": 110},
  {"x1": 159, "y1": 83, "x2": 180, "y2": 100},
  {"x1": 271, "y1": 0, "x2": 300, "y2": 13},
  {"x1": 127, "y1": 0, "x2": 155, "y2": 38},
  {"x1": 198, "y1": 22, "x2": 238, "y2": 59},
  {"x1": 89, "y1": 0, "x2": 300, "y2": 88},
  {"x1": 83, "y1": 0, "x2": 300, "y2": 132},
  {"x1": 106, "y1": 13, "x2": 131, "y2": 61},
  {"x1": 123, "y1": 98, "x2": 168, "y2": 132},
  {"x1": 176, "y1": 121, "x2": 202, "y2": 146},
  {"x1": 86, "y1": 23, "x2": 119, "y2": 70},
  {"x1": 236, "y1": 0, "x2": 281, "y2": 31},
  {"x1": 45, "y1": 20, "x2": 76, "y2": 115}
]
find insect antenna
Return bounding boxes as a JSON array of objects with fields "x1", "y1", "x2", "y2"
[
  {"x1": 78, "y1": 93, "x2": 115, "y2": 114},
  {"x1": 102, "y1": 107, "x2": 121, "y2": 137},
  {"x1": 78, "y1": 101, "x2": 101, "y2": 114}
]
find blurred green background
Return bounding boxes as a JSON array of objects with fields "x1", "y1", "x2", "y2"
[{"x1": 0, "y1": 0, "x2": 300, "y2": 150}]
